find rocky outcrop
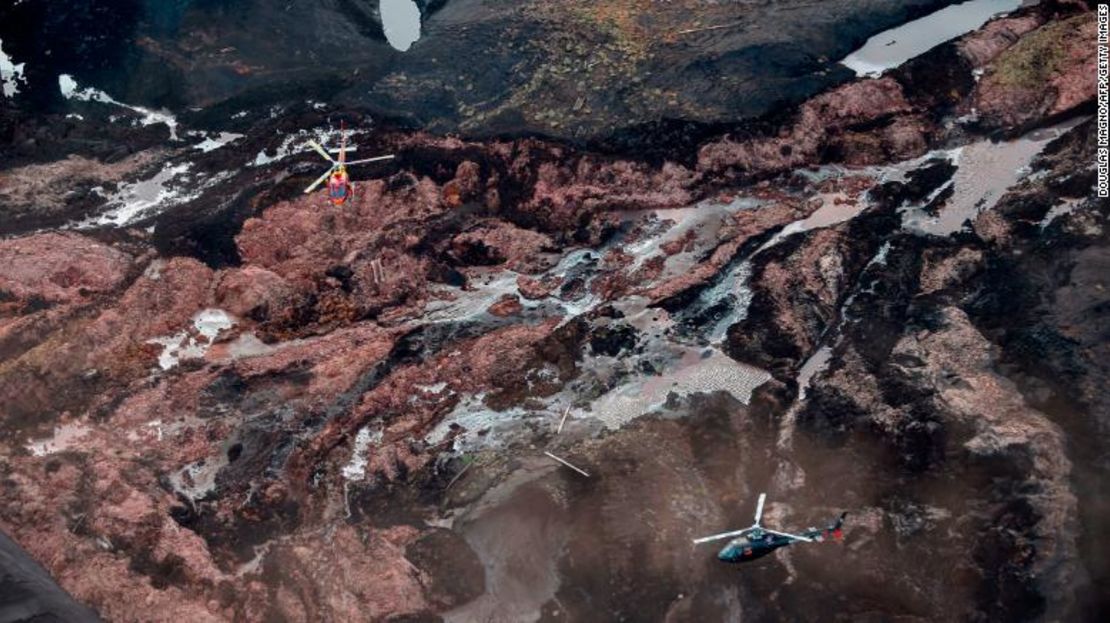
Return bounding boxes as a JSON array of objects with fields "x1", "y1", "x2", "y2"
[
  {"x1": 973, "y1": 14, "x2": 1097, "y2": 131},
  {"x1": 697, "y1": 77, "x2": 930, "y2": 179},
  {"x1": 0, "y1": 232, "x2": 134, "y2": 310}
]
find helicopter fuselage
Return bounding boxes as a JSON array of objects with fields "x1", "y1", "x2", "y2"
[
  {"x1": 694, "y1": 493, "x2": 847, "y2": 565},
  {"x1": 717, "y1": 531, "x2": 794, "y2": 563},
  {"x1": 716, "y1": 522, "x2": 845, "y2": 564},
  {"x1": 327, "y1": 167, "x2": 352, "y2": 206}
]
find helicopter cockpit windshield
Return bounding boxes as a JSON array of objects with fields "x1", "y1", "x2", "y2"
[{"x1": 328, "y1": 177, "x2": 348, "y2": 201}]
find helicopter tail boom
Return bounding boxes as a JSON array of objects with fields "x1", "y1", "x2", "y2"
[{"x1": 829, "y1": 511, "x2": 848, "y2": 540}]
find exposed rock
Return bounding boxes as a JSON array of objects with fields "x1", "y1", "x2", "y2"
[
  {"x1": 517, "y1": 274, "x2": 563, "y2": 300},
  {"x1": 214, "y1": 267, "x2": 296, "y2": 321},
  {"x1": 698, "y1": 77, "x2": 930, "y2": 179},
  {"x1": 974, "y1": 14, "x2": 1096, "y2": 131},
  {"x1": 957, "y1": 15, "x2": 1045, "y2": 68},
  {"x1": 0, "y1": 232, "x2": 133, "y2": 309},
  {"x1": 487, "y1": 294, "x2": 524, "y2": 317},
  {"x1": 447, "y1": 220, "x2": 555, "y2": 272}
]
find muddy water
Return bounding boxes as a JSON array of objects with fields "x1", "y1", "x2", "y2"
[
  {"x1": 439, "y1": 392, "x2": 944, "y2": 622},
  {"x1": 445, "y1": 397, "x2": 786, "y2": 622},
  {"x1": 902, "y1": 117, "x2": 1087, "y2": 236},
  {"x1": 840, "y1": 0, "x2": 1023, "y2": 77}
]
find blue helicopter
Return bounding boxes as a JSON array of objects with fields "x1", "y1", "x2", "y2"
[{"x1": 694, "y1": 493, "x2": 848, "y2": 563}]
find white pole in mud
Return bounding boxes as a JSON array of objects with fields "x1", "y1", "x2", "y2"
[
  {"x1": 544, "y1": 451, "x2": 590, "y2": 477},
  {"x1": 556, "y1": 405, "x2": 571, "y2": 434},
  {"x1": 675, "y1": 21, "x2": 744, "y2": 36}
]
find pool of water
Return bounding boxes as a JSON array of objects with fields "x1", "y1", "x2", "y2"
[
  {"x1": 902, "y1": 117, "x2": 1086, "y2": 236},
  {"x1": 840, "y1": 0, "x2": 1024, "y2": 77},
  {"x1": 381, "y1": 0, "x2": 422, "y2": 52}
]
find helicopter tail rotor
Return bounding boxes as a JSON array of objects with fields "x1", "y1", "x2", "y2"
[{"x1": 829, "y1": 511, "x2": 848, "y2": 541}]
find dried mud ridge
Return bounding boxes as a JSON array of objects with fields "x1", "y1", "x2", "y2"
[{"x1": 0, "y1": 2, "x2": 1106, "y2": 622}]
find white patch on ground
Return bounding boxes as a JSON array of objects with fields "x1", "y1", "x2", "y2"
[
  {"x1": 169, "y1": 455, "x2": 227, "y2": 506},
  {"x1": 0, "y1": 38, "x2": 27, "y2": 97},
  {"x1": 839, "y1": 0, "x2": 1022, "y2": 77},
  {"x1": 193, "y1": 131, "x2": 244, "y2": 152},
  {"x1": 877, "y1": 146, "x2": 965, "y2": 185},
  {"x1": 1039, "y1": 197, "x2": 1085, "y2": 229},
  {"x1": 796, "y1": 346, "x2": 833, "y2": 401},
  {"x1": 582, "y1": 347, "x2": 771, "y2": 429},
  {"x1": 625, "y1": 197, "x2": 760, "y2": 281},
  {"x1": 424, "y1": 270, "x2": 524, "y2": 322},
  {"x1": 59, "y1": 74, "x2": 180, "y2": 139},
  {"x1": 145, "y1": 420, "x2": 164, "y2": 442},
  {"x1": 148, "y1": 309, "x2": 235, "y2": 371},
  {"x1": 252, "y1": 126, "x2": 357, "y2": 166},
  {"x1": 234, "y1": 543, "x2": 273, "y2": 578},
  {"x1": 72, "y1": 162, "x2": 193, "y2": 228},
  {"x1": 425, "y1": 247, "x2": 606, "y2": 324},
  {"x1": 225, "y1": 333, "x2": 278, "y2": 359},
  {"x1": 425, "y1": 393, "x2": 534, "y2": 452},
  {"x1": 72, "y1": 162, "x2": 234, "y2": 229},
  {"x1": 380, "y1": 0, "x2": 422, "y2": 51},
  {"x1": 754, "y1": 188, "x2": 873, "y2": 259},
  {"x1": 550, "y1": 248, "x2": 603, "y2": 320},
  {"x1": 342, "y1": 427, "x2": 384, "y2": 481},
  {"x1": 143, "y1": 259, "x2": 166, "y2": 281},
  {"x1": 701, "y1": 259, "x2": 754, "y2": 344},
  {"x1": 25, "y1": 423, "x2": 91, "y2": 457},
  {"x1": 778, "y1": 193, "x2": 868, "y2": 238},
  {"x1": 870, "y1": 240, "x2": 893, "y2": 266}
]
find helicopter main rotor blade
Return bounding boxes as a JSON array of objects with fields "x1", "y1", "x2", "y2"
[
  {"x1": 763, "y1": 528, "x2": 813, "y2": 542},
  {"x1": 340, "y1": 128, "x2": 346, "y2": 165},
  {"x1": 304, "y1": 166, "x2": 335, "y2": 194},
  {"x1": 754, "y1": 492, "x2": 766, "y2": 525},
  {"x1": 307, "y1": 140, "x2": 336, "y2": 164},
  {"x1": 692, "y1": 527, "x2": 754, "y2": 545},
  {"x1": 344, "y1": 154, "x2": 396, "y2": 166}
]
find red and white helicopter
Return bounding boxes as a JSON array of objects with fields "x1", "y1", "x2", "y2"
[{"x1": 304, "y1": 126, "x2": 394, "y2": 206}]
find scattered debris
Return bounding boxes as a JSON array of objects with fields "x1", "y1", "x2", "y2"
[{"x1": 371, "y1": 258, "x2": 386, "y2": 285}]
